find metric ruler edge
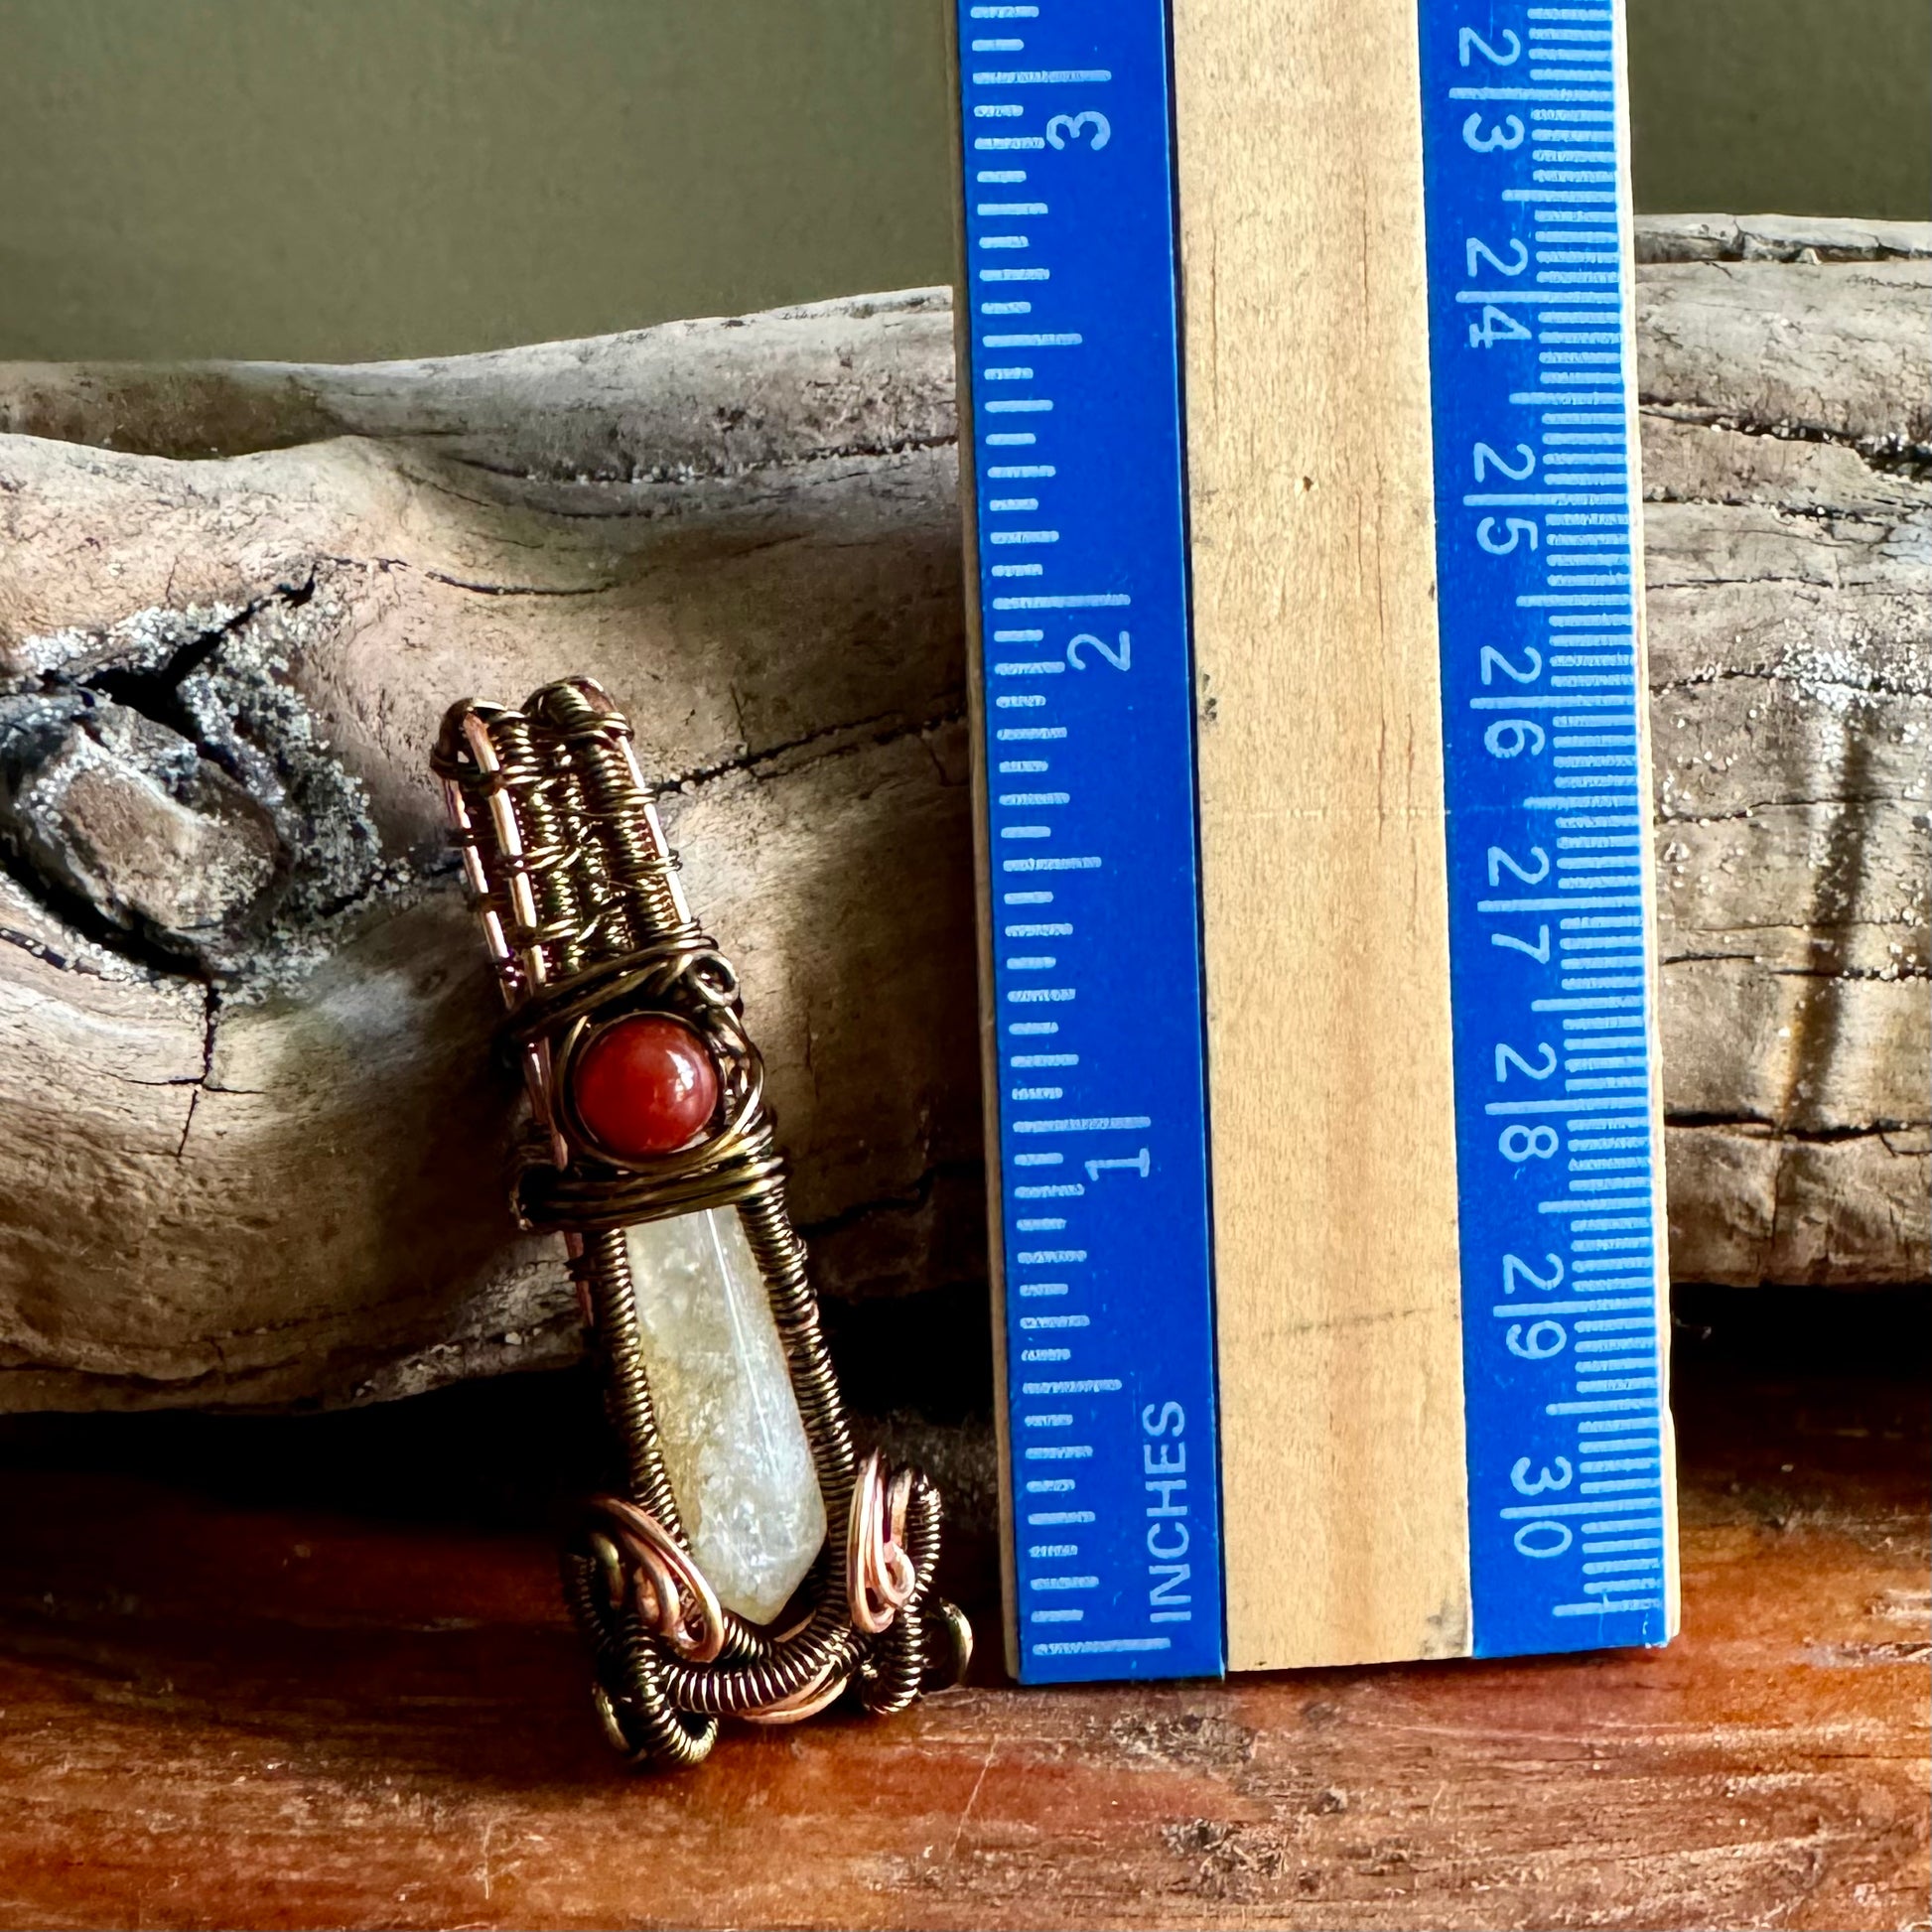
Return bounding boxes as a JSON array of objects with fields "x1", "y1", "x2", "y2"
[{"x1": 1415, "y1": 0, "x2": 1679, "y2": 1657}]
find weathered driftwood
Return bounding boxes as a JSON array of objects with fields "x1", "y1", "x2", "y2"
[
  {"x1": 0, "y1": 295, "x2": 976, "y2": 1410},
  {"x1": 1635, "y1": 215, "x2": 1929, "y2": 1289},
  {"x1": 0, "y1": 216, "x2": 1923, "y2": 1411}
]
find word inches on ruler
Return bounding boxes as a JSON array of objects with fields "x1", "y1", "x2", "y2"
[
  {"x1": 958, "y1": 0, "x2": 1223, "y2": 1684},
  {"x1": 1419, "y1": 0, "x2": 1673, "y2": 1657}
]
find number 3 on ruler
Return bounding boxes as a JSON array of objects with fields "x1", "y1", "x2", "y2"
[
  {"x1": 1045, "y1": 110, "x2": 1110, "y2": 151},
  {"x1": 1067, "y1": 630, "x2": 1131, "y2": 671},
  {"x1": 1461, "y1": 112, "x2": 1524, "y2": 152}
]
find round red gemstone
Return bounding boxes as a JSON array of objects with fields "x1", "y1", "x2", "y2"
[{"x1": 570, "y1": 1015, "x2": 719, "y2": 1160}]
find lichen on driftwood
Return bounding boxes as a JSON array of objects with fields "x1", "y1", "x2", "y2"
[{"x1": 0, "y1": 218, "x2": 1924, "y2": 1412}]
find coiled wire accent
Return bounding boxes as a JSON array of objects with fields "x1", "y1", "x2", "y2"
[{"x1": 432, "y1": 676, "x2": 968, "y2": 1766}]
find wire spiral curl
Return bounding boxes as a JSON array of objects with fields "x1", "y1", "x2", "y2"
[{"x1": 432, "y1": 676, "x2": 969, "y2": 1766}]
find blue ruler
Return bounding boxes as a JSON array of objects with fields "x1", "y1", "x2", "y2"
[
  {"x1": 953, "y1": 0, "x2": 1224, "y2": 1684},
  {"x1": 954, "y1": 0, "x2": 1669, "y2": 1682},
  {"x1": 1417, "y1": 0, "x2": 1671, "y2": 1657}
]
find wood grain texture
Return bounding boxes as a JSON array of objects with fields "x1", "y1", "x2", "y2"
[
  {"x1": 1172, "y1": 0, "x2": 1469, "y2": 1672},
  {"x1": 0, "y1": 222, "x2": 1923, "y2": 1414},
  {"x1": 0, "y1": 1332, "x2": 1920, "y2": 1931}
]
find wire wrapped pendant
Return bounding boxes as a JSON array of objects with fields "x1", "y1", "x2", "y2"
[{"x1": 431, "y1": 676, "x2": 970, "y2": 1765}]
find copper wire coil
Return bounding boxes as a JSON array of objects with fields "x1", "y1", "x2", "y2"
[{"x1": 433, "y1": 675, "x2": 966, "y2": 1766}]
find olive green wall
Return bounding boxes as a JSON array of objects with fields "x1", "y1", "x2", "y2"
[
  {"x1": 1629, "y1": 0, "x2": 1930, "y2": 225},
  {"x1": 0, "y1": 0, "x2": 1926, "y2": 363}
]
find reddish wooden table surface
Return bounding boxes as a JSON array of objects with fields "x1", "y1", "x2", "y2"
[{"x1": 0, "y1": 1304, "x2": 1924, "y2": 1931}]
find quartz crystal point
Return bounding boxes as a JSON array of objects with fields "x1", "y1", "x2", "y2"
[{"x1": 623, "y1": 1206, "x2": 827, "y2": 1623}]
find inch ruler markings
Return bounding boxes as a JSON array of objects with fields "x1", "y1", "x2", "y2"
[
  {"x1": 1418, "y1": 0, "x2": 1672, "y2": 1653},
  {"x1": 954, "y1": 0, "x2": 1224, "y2": 1684}
]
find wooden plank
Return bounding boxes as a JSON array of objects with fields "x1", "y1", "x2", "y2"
[
  {"x1": 0, "y1": 1341, "x2": 1920, "y2": 1930},
  {"x1": 1171, "y1": 0, "x2": 1470, "y2": 1670}
]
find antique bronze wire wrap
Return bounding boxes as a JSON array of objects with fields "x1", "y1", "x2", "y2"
[{"x1": 432, "y1": 676, "x2": 969, "y2": 1767}]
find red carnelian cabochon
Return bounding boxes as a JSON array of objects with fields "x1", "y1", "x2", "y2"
[{"x1": 570, "y1": 1015, "x2": 719, "y2": 1160}]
